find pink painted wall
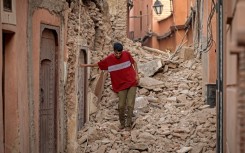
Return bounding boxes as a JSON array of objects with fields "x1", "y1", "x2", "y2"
[
  {"x1": 32, "y1": 9, "x2": 61, "y2": 153},
  {"x1": 150, "y1": 0, "x2": 192, "y2": 51},
  {"x1": 1, "y1": 0, "x2": 29, "y2": 152},
  {"x1": 208, "y1": 15, "x2": 217, "y2": 84},
  {"x1": 16, "y1": 0, "x2": 29, "y2": 152},
  {"x1": 129, "y1": 0, "x2": 196, "y2": 51},
  {"x1": 129, "y1": 0, "x2": 153, "y2": 40},
  {"x1": 3, "y1": 31, "x2": 19, "y2": 153},
  {"x1": 201, "y1": 0, "x2": 217, "y2": 84}
]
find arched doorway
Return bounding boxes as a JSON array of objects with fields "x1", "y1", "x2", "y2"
[
  {"x1": 39, "y1": 29, "x2": 57, "y2": 153},
  {"x1": 77, "y1": 49, "x2": 87, "y2": 130}
]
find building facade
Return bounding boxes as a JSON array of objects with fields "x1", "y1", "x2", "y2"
[
  {"x1": 128, "y1": 0, "x2": 217, "y2": 102},
  {"x1": 223, "y1": 0, "x2": 245, "y2": 152},
  {"x1": 0, "y1": 0, "x2": 131, "y2": 152},
  {"x1": 0, "y1": 0, "x2": 68, "y2": 152}
]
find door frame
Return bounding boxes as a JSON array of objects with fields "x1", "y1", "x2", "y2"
[
  {"x1": 77, "y1": 47, "x2": 88, "y2": 131},
  {"x1": 39, "y1": 24, "x2": 60, "y2": 152}
]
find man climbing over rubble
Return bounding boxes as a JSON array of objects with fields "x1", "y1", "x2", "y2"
[{"x1": 80, "y1": 42, "x2": 139, "y2": 131}]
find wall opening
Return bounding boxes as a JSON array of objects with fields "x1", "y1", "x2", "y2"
[
  {"x1": 3, "y1": 0, "x2": 12, "y2": 12},
  {"x1": 77, "y1": 49, "x2": 88, "y2": 131},
  {"x1": 39, "y1": 29, "x2": 58, "y2": 153},
  {"x1": 2, "y1": 31, "x2": 15, "y2": 153},
  {"x1": 2, "y1": 33, "x2": 6, "y2": 152}
]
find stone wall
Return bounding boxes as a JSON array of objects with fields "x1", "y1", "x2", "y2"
[
  {"x1": 107, "y1": 0, "x2": 128, "y2": 43},
  {"x1": 65, "y1": 0, "x2": 129, "y2": 152}
]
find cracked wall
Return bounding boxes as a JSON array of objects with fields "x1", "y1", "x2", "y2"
[{"x1": 65, "y1": 0, "x2": 128, "y2": 152}]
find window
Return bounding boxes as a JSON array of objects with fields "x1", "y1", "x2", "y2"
[
  {"x1": 2, "y1": 0, "x2": 16, "y2": 25},
  {"x1": 3, "y1": 0, "x2": 12, "y2": 12}
]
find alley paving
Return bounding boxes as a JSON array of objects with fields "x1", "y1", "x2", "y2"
[{"x1": 77, "y1": 46, "x2": 216, "y2": 153}]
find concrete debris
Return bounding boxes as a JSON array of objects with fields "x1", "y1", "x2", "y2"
[
  {"x1": 139, "y1": 77, "x2": 165, "y2": 90},
  {"x1": 65, "y1": 1, "x2": 214, "y2": 153},
  {"x1": 76, "y1": 47, "x2": 216, "y2": 153},
  {"x1": 179, "y1": 46, "x2": 195, "y2": 61},
  {"x1": 177, "y1": 146, "x2": 192, "y2": 153},
  {"x1": 135, "y1": 97, "x2": 149, "y2": 109},
  {"x1": 138, "y1": 59, "x2": 162, "y2": 77},
  {"x1": 88, "y1": 92, "x2": 98, "y2": 115}
]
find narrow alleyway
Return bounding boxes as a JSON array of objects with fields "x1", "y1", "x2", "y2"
[{"x1": 77, "y1": 47, "x2": 216, "y2": 153}]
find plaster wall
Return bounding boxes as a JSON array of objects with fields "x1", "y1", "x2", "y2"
[
  {"x1": 223, "y1": 0, "x2": 245, "y2": 152},
  {"x1": 31, "y1": 9, "x2": 65, "y2": 153},
  {"x1": 15, "y1": 0, "x2": 29, "y2": 152},
  {"x1": 129, "y1": 0, "x2": 153, "y2": 40},
  {"x1": 225, "y1": 23, "x2": 238, "y2": 153},
  {"x1": 1, "y1": 0, "x2": 29, "y2": 152},
  {"x1": 201, "y1": 0, "x2": 217, "y2": 96},
  {"x1": 151, "y1": 0, "x2": 191, "y2": 51},
  {"x1": 3, "y1": 30, "x2": 19, "y2": 153}
]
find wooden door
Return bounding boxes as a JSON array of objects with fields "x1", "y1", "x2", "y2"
[
  {"x1": 39, "y1": 29, "x2": 56, "y2": 153},
  {"x1": 77, "y1": 50, "x2": 87, "y2": 130}
]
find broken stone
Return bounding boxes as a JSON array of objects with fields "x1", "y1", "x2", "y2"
[
  {"x1": 177, "y1": 94, "x2": 187, "y2": 103},
  {"x1": 96, "y1": 145, "x2": 107, "y2": 153},
  {"x1": 108, "y1": 149, "x2": 118, "y2": 153},
  {"x1": 167, "y1": 61, "x2": 179, "y2": 69},
  {"x1": 138, "y1": 88, "x2": 149, "y2": 95},
  {"x1": 139, "y1": 77, "x2": 165, "y2": 90},
  {"x1": 88, "y1": 92, "x2": 98, "y2": 115},
  {"x1": 138, "y1": 59, "x2": 162, "y2": 77},
  {"x1": 167, "y1": 97, "x2": 177, "y2": 102},
  {"x1": 177, "y1": 147, "x2": 192, "y2": 153},
  {"x1": 179, "y1": 47, "x2": 195, "y2": 61},
  {"x1": 129, "y1": 143, "x2": 148, "y2": 151},
  {"x1": 145, "y1": 97, "x2": 159, "y2": 103},
  {"x1": 138, "y1": 132, "x2": 156, "y2": 141},
  {"x1": 199, "y1": 105, "x2": 210, "y2": 110},
  {"x1": 190, "y1": 144, "x2": 204, "y2": 153},
  {"x1": 75, "y1": 35, "x2": 216, "y2": 152},
  {"x1": 135, "y1": 97, "x2": 149, "y2": 109}
]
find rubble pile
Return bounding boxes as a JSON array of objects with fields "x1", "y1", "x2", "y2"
[{"x1": 77, "y1": 46, "x2": 216, "y2": 153}]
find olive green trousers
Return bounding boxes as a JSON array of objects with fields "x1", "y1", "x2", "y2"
[{"x1": 118, "y1": 86, "x2": 137, "y2": 127}]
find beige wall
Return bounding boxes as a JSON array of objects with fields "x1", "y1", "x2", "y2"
[{"x1": 225, "y1": 39, "x2": 238, "y2": 153}]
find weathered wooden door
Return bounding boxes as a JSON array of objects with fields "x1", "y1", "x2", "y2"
[
  {"x1": 77, "y1": 50, "x2": 87, "y2": 130},
  {"x1": 39, "y1": 29, "x2": 56, "y2": 153}
]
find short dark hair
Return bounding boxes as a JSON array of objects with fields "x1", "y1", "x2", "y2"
[{"x1": 113, "y1": 42, "x2": 123, "y2": 52}]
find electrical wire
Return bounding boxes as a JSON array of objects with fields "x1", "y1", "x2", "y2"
[
  {"x1": 170, "y1": 0, "x2": 216, "y2": 60},
  {"x1": 199, "y1": 0, "x2": 216, "y2": 53}
]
